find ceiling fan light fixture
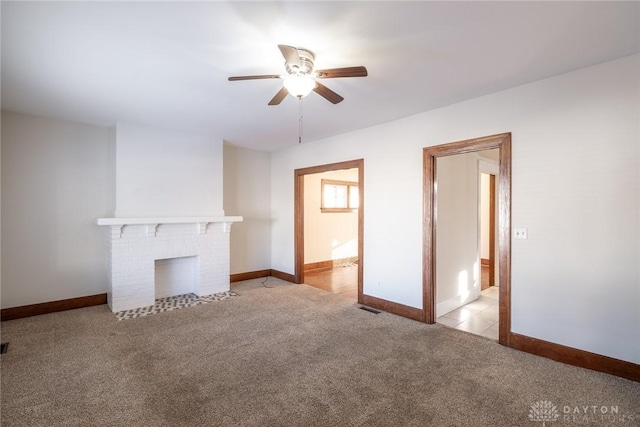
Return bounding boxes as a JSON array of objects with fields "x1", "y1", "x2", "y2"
[
  {"x1": 283, "y1": 74, "x2": 316, "y2": 98},
  {"x1": 228, "y1": 44, "x2": 367, "y2": 105}
]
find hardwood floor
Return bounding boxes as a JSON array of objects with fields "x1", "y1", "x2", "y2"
[
  {"x1": 304, "y1": 265, "x2": 358, "y2": 299},
  {"x1": 304, "y1": 264, "x2": 489, "y2": 302}
]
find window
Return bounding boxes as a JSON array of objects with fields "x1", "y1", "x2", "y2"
[{"x1": 321, "y1": 179, "x2": 359, "y2": 213}]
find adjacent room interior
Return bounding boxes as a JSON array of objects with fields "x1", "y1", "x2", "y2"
[
  {"x1": 435, "y1": 149, "x2": 500, "y2": 340},
  {"x1": 302, "y1": 168, "x2": 360, "y2": 300}
]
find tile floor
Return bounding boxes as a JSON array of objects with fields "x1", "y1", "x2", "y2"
[
  {"x1": 437, "y1": 286, "x2": 499, "y2": 340},
  {"x1": 303, "y1": 265, "x2": 499, "y2": 340},
  {"x1": 114, "y1": 291, "x2": 239, "y2": 321}
]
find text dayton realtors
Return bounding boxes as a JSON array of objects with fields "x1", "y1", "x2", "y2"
[{"x1": 562, "y1": 406, "x2": 634, "y2": 423}]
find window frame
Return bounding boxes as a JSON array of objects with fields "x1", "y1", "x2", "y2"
[{"x1": 320, "y1": 179, "x2": 359, "y2": 213}]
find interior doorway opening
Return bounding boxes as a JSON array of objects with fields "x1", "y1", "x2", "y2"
[
  {"x1": 294, "y1": 160, "x2": 364, "y2": 303},
  {"x1": 433, "y1": 149, "x2": 500, "y2": 340},
  {"x1": 423, "y1": 133, "x2": 511, "y2": 346}
]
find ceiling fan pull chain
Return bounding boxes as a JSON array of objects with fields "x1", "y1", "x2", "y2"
[{"x1": 298, "y1": 97, "x2": 303, "y2": 144}]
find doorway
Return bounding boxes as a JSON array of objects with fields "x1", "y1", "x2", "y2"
[
  {"x1": 423, "y1": 133, "x2": 511, "y2": 346},
  {"x1": 479, "y1": 156, "x2": 499, "y2": 290},
  {"x1": 433, "y1": 150, "x2": 499, "y2": 339},
  {"x1": 294, "y1": 159, "x2": 364, "y2": 303}
]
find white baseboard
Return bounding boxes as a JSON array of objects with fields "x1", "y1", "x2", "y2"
[{"x1": 436, "y1": 287, "x2": 481, "y2": 317}]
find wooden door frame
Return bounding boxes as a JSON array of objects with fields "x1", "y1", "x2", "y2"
[
  {"x1": 294, "y1": 159, "x2": 364, "y2": 304},
  {"x1": 423, "y1": 133, "x2": 511, "y2": 345}
]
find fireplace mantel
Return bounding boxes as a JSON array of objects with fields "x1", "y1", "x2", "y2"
[
  {"x1": 97, "y1": 216, "x2": 242, "y2": 238},
  {"x1": 97, "y1": 216, "x2": 242, "y2": 226}
]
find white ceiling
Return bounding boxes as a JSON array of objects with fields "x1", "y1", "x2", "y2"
[{"x1": 2, "y1": 1, "x2": 638, "y2": 152}]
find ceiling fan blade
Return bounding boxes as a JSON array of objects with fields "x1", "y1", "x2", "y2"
[
  {"x1": 315, "y1": 66, "x2": 368, "y2": 79},
  {"x1": 228, "y1": 74, "x2": 281, "y2": 81},
  {"x1": 278, "y1": 44, "x2": 301, "y2": 68},
  {"x1": 313, "y1": 82, "x2": 344, "y2": 104},
  {"x1": 268, "y1": 87, "x2": 289, "y2": 106}
]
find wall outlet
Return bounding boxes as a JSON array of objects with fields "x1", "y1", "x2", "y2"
[{"x1": 514, "y1": 228, "x2": 528, "y2": 239}]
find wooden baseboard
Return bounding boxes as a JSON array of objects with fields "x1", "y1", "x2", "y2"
[
  {"x1": 230, "y1": 270, "x2": 271, "y2": 282},
  {"x1": 231, "y1": 269, "x2": 296, "y2": 284},
  {"x1": 4, "y1": 280, "x2": 636, "y2": 383},
  {"x1": 304, "y1": 260, "x2": 333, "y2": 273},
  {"x1": 270, "y1": 269, "x2": 296, "y2": 283},
  {"x1": 509, "y1": 332, "x2": 640, "y2": 383},
  {"x1": 361, "y1": 294, "x2": 423, "y2": 322},
  {"x1": 1, "y1": 294, "x2": 107, "y2": 321},
  {"x1": 2, "y1": 269, "x2": 295, "y2": 321}
]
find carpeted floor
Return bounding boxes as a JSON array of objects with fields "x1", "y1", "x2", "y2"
[{"x1": 1, "y1": 278, "x2": 638, "y2": 426}]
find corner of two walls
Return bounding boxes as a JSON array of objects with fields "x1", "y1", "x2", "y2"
[
  {"x1": 223, "y1": 144, "x2": 272, "y2": 275},
  {"x1": 0, "y1": 115, "x2": 231, "y2": 309}
]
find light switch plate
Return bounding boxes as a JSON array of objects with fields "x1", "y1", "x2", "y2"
[{"x1": 514, "y1": 228, "x2": 528, "y2": 239}]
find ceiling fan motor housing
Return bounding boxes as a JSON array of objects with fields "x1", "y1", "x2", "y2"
[{"x1": 286, "y1": 49, "x2": 315, "y2": 75}]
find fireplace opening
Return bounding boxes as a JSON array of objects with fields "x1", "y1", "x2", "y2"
[{"x1": 155, "y1": 256, "x2": 199, "y2": 299}]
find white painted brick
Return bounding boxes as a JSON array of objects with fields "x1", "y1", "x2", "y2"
[{"x1": 104, "y1": 221, "x2": 232, "y2": 313}]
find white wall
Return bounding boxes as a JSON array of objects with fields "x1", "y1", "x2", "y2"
[
  {"x1": 480, "y1": 173, "x2": 491, "y2": 260},
  {"x1": 270, "y1": 54, "x2": 640, "y2": 363},
  {"x1": 478, "y1": 156, "x2": 500, "y2": 286},
  {"x1": 223, "y1": 144, "x2": 271, "y2": 274},
  {"x1": 1, "y1": 112, "x2": 114, "y2": 308},
  {"x1": 304, "y1": 169, "x2": 358, "y2": 264},
  {"x1": 115, "y1": 122, "x2": 223, "y2": 217},
  {"x1": 436, "y1": 153, "x2": 480, "y2": 316}
]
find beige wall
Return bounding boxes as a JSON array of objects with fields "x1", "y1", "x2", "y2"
[
  {"x1": 115, "y1": 122, "x2": 224, "y2": 217},
  {"x1": 480, "y1": 173, "x2": 491, "y2": 260},
  {"x1": 436, "y1": 153, "x2": 480, "y2": 314},
  {"x1": 223, "y1": 144, "x2": 271, "y2": 274},
  {"x1": 1, "y1": 112, "x2": 114, "y2": 308},
  {"x1": 304, "y1": 169, "x2": 358, "y2": 264}
]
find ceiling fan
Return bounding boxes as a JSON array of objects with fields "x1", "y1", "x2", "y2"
[{"x1": 228, "y1": 45, "x2": 368, "y2": 105}]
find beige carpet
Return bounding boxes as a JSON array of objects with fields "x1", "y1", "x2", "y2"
[{"x1": 1, "y1": 278, "x2": 638, "y2": 426}]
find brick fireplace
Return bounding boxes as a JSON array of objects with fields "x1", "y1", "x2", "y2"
[{"x1": 97, "y1": 217, "x2": 242, "y2": 312}]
